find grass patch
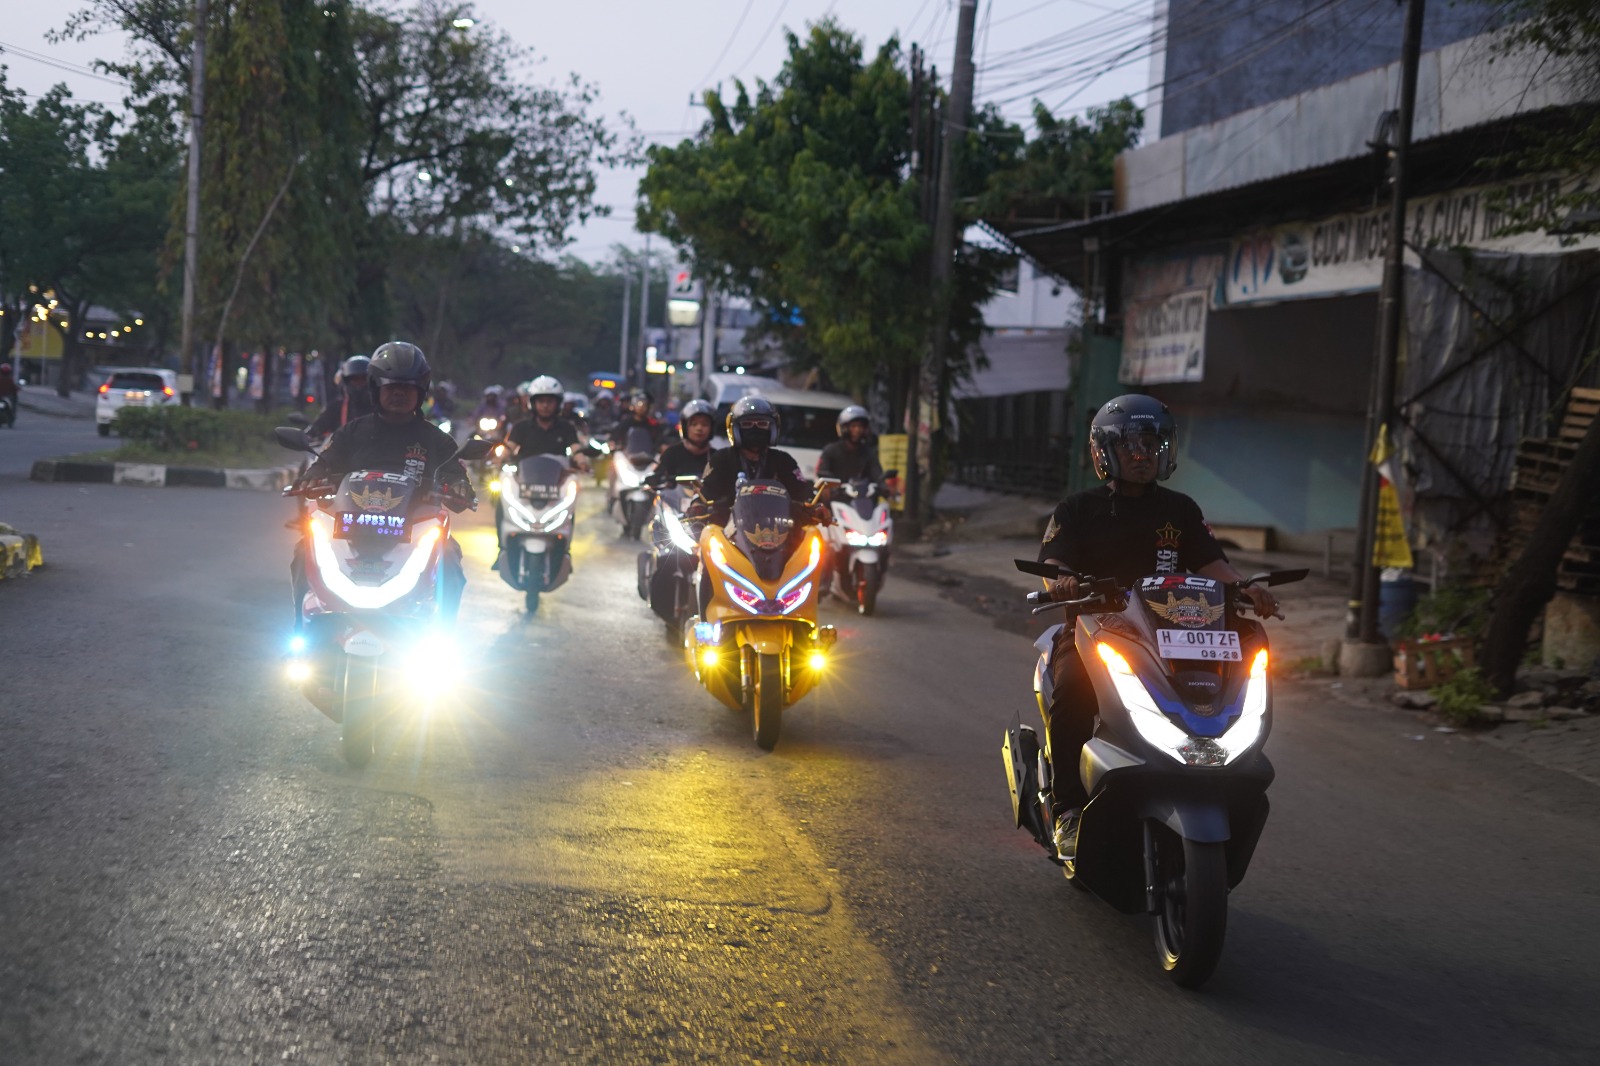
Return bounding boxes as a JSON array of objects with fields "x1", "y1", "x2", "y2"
[{"x1": 1430, "y1": 667, "x2": 1496, "y2": 726}]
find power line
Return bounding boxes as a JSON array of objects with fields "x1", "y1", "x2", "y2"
[
  {"x1": 730, "y1": 0, "x2": 793, "y2": 79},
  {"x1": 0, "y1": 39, "x2": 131, "y2": 87}
]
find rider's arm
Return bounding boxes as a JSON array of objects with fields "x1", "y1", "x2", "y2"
[{"x1": 304, "y1": 421, "x2": 356, "y2": 483}]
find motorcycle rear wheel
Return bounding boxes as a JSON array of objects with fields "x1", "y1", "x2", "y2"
[
  {"x1": 340, "y1": 658, "x2": 379, "y2": 768},
  {"x1": 1151, "y1": 830, "x2": 1228, "y2": 988},
  {"x1": 752, "y1": 652, "x2": 784, "y2": 751},
  {"x1": 856, "y1": 562, "x2": 879, "y2": 616}
]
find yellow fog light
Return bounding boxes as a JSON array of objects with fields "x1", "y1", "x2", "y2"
[
  {"x1": 701, "y1": 648, "x2": 720, "y2": 668},
  {"x1": 807, "y1": 650, "x2": 827, "y2": 671}
]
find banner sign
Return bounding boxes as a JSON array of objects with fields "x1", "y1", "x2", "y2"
[
  {"x1": 1224, "y1": 175, "x2": 1591, "y2": 305},
  {"x1": 1120, "y1": 246, "x2": 1225, "y2": 385}
]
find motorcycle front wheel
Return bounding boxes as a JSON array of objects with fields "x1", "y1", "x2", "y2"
[
  {"x1": 340, "y1": 658, "x2": 379, "y2": 768},
  {"x1": 752, "y1": 652, "x2": 784, "y2": 751},
  {"x1": 856, "y1": 562, "x2": 879, "y2": 616},
  {"x1": 1150, "y1": 829, "x2": 1228, "y2": 988},
  {"x1": 524, "y1": 585, "x2": 541, "y2": 612}
]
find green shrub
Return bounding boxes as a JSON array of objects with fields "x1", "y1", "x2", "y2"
[
  {"x1": 1397, "y1": 581, "x2": 1491, "y2": 642},
  {"x1": 1431, "y1": 666, "x2": 1496, "y2": 726},
  {"x1": 113, "y1": 406, "x2": 286, "y2": 454}
]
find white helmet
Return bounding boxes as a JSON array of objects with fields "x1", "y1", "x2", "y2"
[{"x1": 527, "y1": 375, "x2": 563, "y2": 401}]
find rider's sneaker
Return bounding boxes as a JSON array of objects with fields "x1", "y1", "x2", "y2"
[{"x1": 1053, "y1": 808, "x2": 1081, "y2": 862}]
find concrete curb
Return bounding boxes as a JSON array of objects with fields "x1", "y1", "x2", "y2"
[{"x1": 30, "y1": 458, "x2": 297, "y2": 491}]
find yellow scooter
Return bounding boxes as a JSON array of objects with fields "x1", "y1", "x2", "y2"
[{"x1": 685, "y1": 478, "x2": 839, "y2": 750}]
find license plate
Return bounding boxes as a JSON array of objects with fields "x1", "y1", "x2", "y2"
[
  {"x1": 1156, "y1": 629, "x2": 1241, "y2": 661},
  {"x1": 124, "y1": 392, "x2": 148, "y2": 403}
]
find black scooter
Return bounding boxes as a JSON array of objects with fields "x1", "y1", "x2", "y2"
[{"x1": 1003, "y1": 559, "x2": 1306, "y2": 987}]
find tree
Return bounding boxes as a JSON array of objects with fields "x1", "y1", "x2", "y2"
[
  {"x1": 0, "y1": 73, "x2": 177, "y2": 393},
  {"x1": 976, "y1": 98, "x2": 1142, "y2": 220},
  {"x1": 638, "y1": 20, "x2": 1017, "y2": 397}
]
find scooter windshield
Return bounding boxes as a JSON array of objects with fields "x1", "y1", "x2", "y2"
[
  {"x1": 623, "y1": 426, "x2": 655, "y2": 459},
  {"x1": 849, "y1": 479, "x2": 877, "y2": 520},
  {"x1": 516, "y1": 455, "x2": 566, "y2": 500},
  {"x1": 333, "y1": 471, "x2": 423, "y2": 540},
  {"x1": 732, "y1": 480, "x2": 796, "y2": 580}
]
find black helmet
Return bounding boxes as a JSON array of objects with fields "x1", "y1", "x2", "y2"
[
  {"x1": 340, "y1": 355, "x2": 370, "y2": 381},
  {"x1": 681, "y1": 398, "x2": 715, "y2": 424},
  {"x1": 1089, "y1": 394, "x2": 1176, "y2": 481},
  {"x1": 727, "y1": 395, "x2": 780, "y2": 449},
  {"x1": 367, "y1": 341, "x2": 431, "y2": 412}
]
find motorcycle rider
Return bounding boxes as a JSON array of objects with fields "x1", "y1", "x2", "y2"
[
  {"x1": 610, "y1": 390, "x2": 668, "y2": 452},
  {"x1": 506, "y1": 375, "x2": 586, "y2": 468},
  {"x1": 655, "y1": 398, "x2": 717, "y2": 483},
  {"x1": 699, "y1": 395, "x2": 826, "y2": 528},
  {"x1": 816, "y1": 405, "x2": 885, "y2": 487},
  {"x1": 0, "y1": 362, "x2": 18, "y2": 423},
  {"x1": 293, "y1": 342, "x2": 476, "y2": 624},
  {"x1": 306, "y1": 355, "x2": 372, "y2": 438},
  {"x1": 590, "y1": 389, "x2": 618, "y2": 437},
  {"x1": 1037, "y1": 394, "x2": 1279, "y2": 861},
  {"x1": 471, "y1": 385, "x2": 506, "y2": 428}
]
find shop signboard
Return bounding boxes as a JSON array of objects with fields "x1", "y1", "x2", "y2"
[
  {"x1": 1120, "y1": 246, "x2": 1225, "y2": 385},
  {"x1": 1225, "y1": 175, "x2": 1591, "y2": 305}
]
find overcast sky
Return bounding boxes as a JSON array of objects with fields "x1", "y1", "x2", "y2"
[{"x1": 1, "y1": 1, "x2": 1152, "y2": 261}]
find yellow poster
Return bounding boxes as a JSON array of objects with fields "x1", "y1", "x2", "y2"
[
  {"x1": 1370, "y1": 427, "x2": 1415, "y2": 569},
  {"x1": 877, "y1": 433, "x2": 908, "y2": 513},
  {"x1": 15, "y1": 320, "x2": 63, "y2": 360}
]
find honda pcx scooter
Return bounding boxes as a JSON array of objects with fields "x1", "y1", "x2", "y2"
[
  {"x1": 638, "y1": 475, "x2": 705, "y2": 639},
  {"x1": 1002, "y1": 559, "x2": 1306, "y2": 988},
  {"x1": 684, "y1": 477, "x2": 839, "y2": 750},
  {"x1": 823, "y1": 476, "x2": 894, "y2": 616},
  {"x1": 493, "y1": 451, "x2": 580, "y2": 612},
  {"x1": 275, "y1": 427, "x2": 490, "y2": 768},
  {"x1": 608, "y1": 426, "x2": 659, "y2": 540}
]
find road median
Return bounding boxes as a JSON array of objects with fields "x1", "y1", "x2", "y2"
[{"x1": 30, "y1": 457, "x2": 297, "y2": 491}]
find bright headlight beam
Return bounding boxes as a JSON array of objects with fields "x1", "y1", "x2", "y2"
[{"x1": 311, "y1": 515, "x2": 442, "y2": 610}]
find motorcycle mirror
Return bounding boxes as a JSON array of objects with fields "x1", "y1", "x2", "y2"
[
  {"x1": 1267, "y1": 567, "x2": 1310, "y2": 587},
  {"x1": 675, "y1": 475, "x2": 700, "y2": 484},
  {"x1": 1014, "y1": 559, "x2": 1068, "y2": 579},
  {"x1": 815, "y1": 477, "x2": 842, "y2": 486},
  {"x1": 454, "y1": 439, "x2": 493, "y2": 462},
  {"x1": 274, "y1": 426, "x2": 314, "y2": 452}
]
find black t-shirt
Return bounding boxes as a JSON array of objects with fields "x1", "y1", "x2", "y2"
[
  {"x1": 816, "y1": 440, "x2": 883, "y2": 483},
  {"x1": 701, "y1": 446, "x2": 810, "y2": 522},
  {"x1": 307, "y1": 388, "x2": 373, "y2": 437},
  {"x1": 657, "y1": 442, "x2": 713, "y2": 483},
  {"x1": 1037, "y1": 485, "x2": 1225, "y2": 586},
  {"x1": 610, "y1": 414, "x2": 666, "y2": 450},
  {"x1": 308, "y1": 413, "x2": 471, "y2": 495},
  {"x1": 507, "y1": 416, "x2": 579, "y2": 458}
]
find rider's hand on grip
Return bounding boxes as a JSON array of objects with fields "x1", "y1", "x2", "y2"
[{"x1": 1047, "y1": 575, "x2": 1082, "y2": 601}]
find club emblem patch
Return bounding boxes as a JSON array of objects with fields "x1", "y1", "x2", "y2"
[
  {"x1": 1155, "y1": 521, "x2": 1182, "y2": 548},
  {"x1": 745, "y1": 519, "x2": 792, "y2": 551},
  {"x1": 1147, "y1": 592, "x2": 1224, "y2": 628},
  {"x1": 349, "y1": 486, "x2": 404, "y2": 513}
]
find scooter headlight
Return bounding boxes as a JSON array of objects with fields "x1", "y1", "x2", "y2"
[
  {"x1": 662, "y1": 508, "x2": 699, "y2": 554},
  {"x1": 778, "y1": 581, "x2": 812, "y2": 614},
  {"x1": 725, "y1": 582, "x2": 763, "y2": 614},
  {"x1": 478, "y1": 417, "x2": 499, "y2": 433},
  {"x1": 1219, "y1": 649, "x2": 1270, "y2": 763},
  {"x1": 1096, "y1": 642, "x2": 1190, "y2": 765}
]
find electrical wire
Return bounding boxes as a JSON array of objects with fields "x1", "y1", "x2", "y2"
[
  {"x1": 0, "y1": 39, "x2": 131, "y2": 87},
  {"x1": 729, "y1": 0, "x2": 793, "y2": 80}
]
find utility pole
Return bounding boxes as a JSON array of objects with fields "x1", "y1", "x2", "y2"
[
  {"x1": 911, "y1": 0, "x2": 979, "y2": 529},
  {"x1": 178, "y1": 0, "x2": 207, "y2": 404},
  {"x1": 700, "y1": 284, "x2": 717, "y2": 381},
  {"x1": 618, "y1": 266, "x2": 632, "y2": 378},
  {"x1": 636, "y1": 235, "x2": 652, "y2": 390},
  {"x1": 1346, "y1": 0, "x2": 1426, "y2": 660}
]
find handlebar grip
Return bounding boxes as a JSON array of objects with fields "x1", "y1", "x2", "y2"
[{"x1": 1026, "y1": 590, "x2": 1049, "y2": 606}]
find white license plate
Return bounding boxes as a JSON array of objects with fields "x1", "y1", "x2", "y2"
[
  {"x1": 124, "y1": 392, "x2": 148, "y2": 403},
  {"x1": 1156, "y1": 629, "x2": 1242, "y2": 661}
]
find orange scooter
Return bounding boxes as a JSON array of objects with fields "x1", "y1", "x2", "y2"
[{"x1": 685, "y1": 477, "x2": 839, "y2": 750}]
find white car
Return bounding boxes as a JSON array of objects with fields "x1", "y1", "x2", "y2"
[{"x1": 96, "y1": 367, "x2": 178, "y2": 436}]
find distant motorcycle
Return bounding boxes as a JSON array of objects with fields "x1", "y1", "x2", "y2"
[
  {"x1": 1002, "y1": 559, "x2": 1305, "y2": 987},
  {"x1": 608, "y1": 426, "x2": 659, "y2": 540},
  {"x1": 275, "y1": 427, "x2": 490, "y2": 768},
  {"x1": 823, "y1": 476, "x2": 894, "y2": 616},
  {"x1": 0, "y1": 395, "x2": 15, "y2": 428},
  {"x1": 493, "y1": 451, "x2": 580, "y2": 613},
  {"x1": 638, "y1": 475, "x2": 704, "y2": 638}
]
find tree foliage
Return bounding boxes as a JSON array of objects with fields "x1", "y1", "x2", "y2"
[
  {"x1": 638, "y1": 20, "x2": 1018, "y2": 395},
  {"x1": 0, "y1": 70, "x2": 178, "y2": 392},
  {"x1": 976, "y1": 98, "x2": 1143, "y2": 220},
  {"x1": 52, "y1": 0, "x2": 632, "y2": 382}
]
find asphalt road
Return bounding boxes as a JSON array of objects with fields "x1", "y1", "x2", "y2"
[{"x1": 2, "y1": 418, "x2": 1599, "y2": 1064}]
